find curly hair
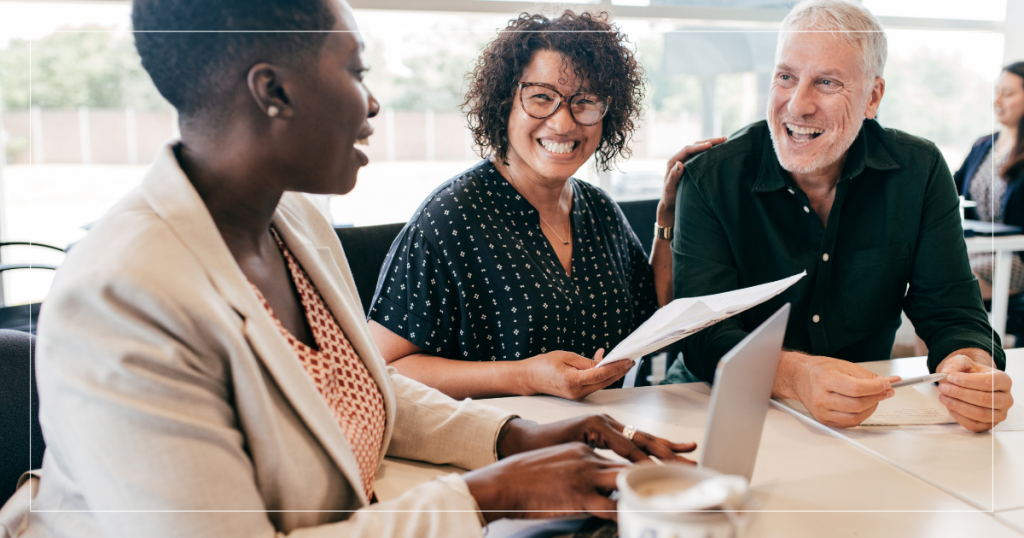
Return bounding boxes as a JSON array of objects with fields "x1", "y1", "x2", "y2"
[{"x1": 461, "y1": 11, "x2": 644, "y2": 171}]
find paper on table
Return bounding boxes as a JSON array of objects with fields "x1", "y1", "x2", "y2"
[
  {"x1": 860, "y1": 387, "x2": 956, "y2": 426},
  {"x1": 597, "y1": 271, "x2": 806, "y2": 367},
  {"x1": 781, "y1": 387, "x2": 956, "y2": 426}
]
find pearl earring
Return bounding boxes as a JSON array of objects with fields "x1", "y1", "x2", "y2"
[{"x1": 267, "y1": 105, "x2": 279, "y2": 118}]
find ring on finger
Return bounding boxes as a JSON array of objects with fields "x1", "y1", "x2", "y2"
[{"x1": 622, "y1": 424, "x2": 637, "y2": 441}]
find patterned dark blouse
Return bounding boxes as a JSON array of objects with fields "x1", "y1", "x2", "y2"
[{"x1": 368, "y1": 159, "x2": 658, "y2": 363}]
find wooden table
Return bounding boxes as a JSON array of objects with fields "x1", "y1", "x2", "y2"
[{"x1": 373, "y1": 352, "x2": 1024, "y2": 537}]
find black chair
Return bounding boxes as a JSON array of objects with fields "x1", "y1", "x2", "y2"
[
  {"x1": 616, "y1": 199, "x2": 659, "y2": 256},
  {"x1": 616, "y1": 199, "x2": 691, "y2": 385},
  {"x1": 0, "y1": 242, "x2": 64, "y2": 334},
  {"x1": 0, "y1": 329, "x2": 44, "y2": 503},
  {"x1": 334, "y1": 223, "x2": 406, "y2": 315}
]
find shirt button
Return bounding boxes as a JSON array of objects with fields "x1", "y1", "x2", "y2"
[
  {"x1": 822, "y1": 253, "x2": 829, "y2": 262},
  {"x1": 812, "y1": 315, "x2": 821, "y2": 323},
  {"x1": 787, "y1": 188, "x2": 795, "y2": 195},
  {"x1": 803, "y1": 206, "x2": 810, "y2": 213}
]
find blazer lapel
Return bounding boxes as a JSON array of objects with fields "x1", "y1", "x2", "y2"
[
  {"x1": 140, "y1": 143, "x2": 370, "y2": 505},
  {"x1": 271, "y1": 196, "x2": 398, "y2": 458}
]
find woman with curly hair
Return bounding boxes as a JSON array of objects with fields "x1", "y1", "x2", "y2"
[{"x1": 368, "y1": 10, "x2": 723, "y2": 400}]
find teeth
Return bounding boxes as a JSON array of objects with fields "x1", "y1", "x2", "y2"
[
  {"x1": 540, "y1": 140, "x2": 575, "y2": 154},
  {"x1": 355, "y1": 138, "x2": 369, "y2": 146},
  {"x1": 785, "y1": 124, "x2": 824, "y2": 135}
]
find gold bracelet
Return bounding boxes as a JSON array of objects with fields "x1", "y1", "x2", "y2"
[{"x1": 655, "y1": 223, "x2": 673, "y2": 241}]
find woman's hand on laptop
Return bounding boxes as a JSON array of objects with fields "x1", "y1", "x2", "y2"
[
  {"x1": 775, "y1": 352, "x2": 898, "y2": 428},
  {"x1": 464, "y1": 442, "x2": 625, "y2": 522},
  {"x1": 496, "y1": 415, "x2": 697, "y2": 464}
]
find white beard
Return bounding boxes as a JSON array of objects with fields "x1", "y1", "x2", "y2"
[{"x1": 768, "y1": 115, "x2": 863, "y2": 175}]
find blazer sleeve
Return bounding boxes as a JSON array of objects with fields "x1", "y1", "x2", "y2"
[
  {"x1": 386, "y1": 370, "x2": 514, "y2": 469},
  {"x1": 33, "y1": 266, "x2": 496, "y2": 538}
]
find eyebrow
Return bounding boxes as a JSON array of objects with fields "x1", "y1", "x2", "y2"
[{"x1": 775, "y1": 63, "x2": 847, "y2": 79}]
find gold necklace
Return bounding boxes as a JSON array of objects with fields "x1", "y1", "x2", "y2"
[{"x1": 506, "y1": 166, "x2": 571, "y2": 245}]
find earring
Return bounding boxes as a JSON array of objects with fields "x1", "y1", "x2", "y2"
[{"x1": 267, "y1": 105, "x2": 279, "y2": 118}]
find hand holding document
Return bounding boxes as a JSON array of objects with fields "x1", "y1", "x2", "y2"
[
  {"x1": 779, "y1": 388, "x2": 957, "y2": 427},
  {"x1": 859, "y1": 387, "x2": 957, "y2": 426},
  {"x1": 597, "y1": 272, "x2": 806, "y2": 367}
]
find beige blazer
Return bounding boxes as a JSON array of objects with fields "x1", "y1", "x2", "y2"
[{"x1": 1, "y1": 143, "x2": 513, "y2": 538}]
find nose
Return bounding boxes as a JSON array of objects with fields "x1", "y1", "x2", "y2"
[
  {"x1": 786, "y1": 79, "x2": 817, "y2": 119},
  {"x1": 367, "y1": 91, "x2": 380, "y2": 119},
  {"x1": 545, "y1": 100, "x2": 578, "y2": 133}
]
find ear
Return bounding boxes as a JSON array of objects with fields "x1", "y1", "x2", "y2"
[
  {"x1": 247, "y1": 63, "x2": 293, "y2": 119},
  {"x1": 864, "y1": 77, "x2": 885, "y2": 120}
]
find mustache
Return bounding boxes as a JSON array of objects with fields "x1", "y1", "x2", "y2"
[{"x1": 772, "y1": 114, "x2": 829, "y2": 130}]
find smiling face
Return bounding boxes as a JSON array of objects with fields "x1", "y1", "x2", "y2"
[
  {"x1": 286, "y1": 0, "x2": 378, "y2": 195},
  {"x1": 505, "y1": 49, "x2": 603, "y2": 184},
  {"x1": 767, "y1": 31, "x2": 884, "y2": 177},
  {"x1": 995, "y1": 70, "x2": 1024, "y2": 130}
]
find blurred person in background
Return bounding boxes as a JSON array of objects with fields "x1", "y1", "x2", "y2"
[
  {"x1": 955, "y1": 62, "x2": 1024, "y2": 300},
  {"x1": 369, "y1": 11, "x2": 723, "y2": 401},
  {"x1": 0, "y1": 1, "x2": 699, "y2": 536}
]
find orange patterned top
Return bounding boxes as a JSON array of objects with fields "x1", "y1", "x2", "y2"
[{"x1": 249, "y1": 228, "x2": 386, "y2": 500}]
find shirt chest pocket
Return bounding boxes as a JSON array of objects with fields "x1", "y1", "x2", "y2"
[{"x1": 838, "y1": 242, "x2": 910, "y2": 331}]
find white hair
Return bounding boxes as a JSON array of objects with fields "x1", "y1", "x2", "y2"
[{"x1": 778, "y1": 0, "x2": 888, "y2": 80}]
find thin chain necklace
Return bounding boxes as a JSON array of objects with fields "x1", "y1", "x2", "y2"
[{"x1": 505, "y1": 165, "x2": 571, "y2": 245}]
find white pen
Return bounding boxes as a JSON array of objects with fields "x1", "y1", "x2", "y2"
[{"x1": 890, "y1": 373, "x2": 947, "y2": 389}]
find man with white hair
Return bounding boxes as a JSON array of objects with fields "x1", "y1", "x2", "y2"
[{"x1": 665, "y1": 0, "x2": 1013, "y2": 431}]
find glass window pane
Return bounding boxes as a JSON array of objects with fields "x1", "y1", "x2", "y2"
[{"x1": 864, "y1": 0, "x2": 1006, "y2": 22}]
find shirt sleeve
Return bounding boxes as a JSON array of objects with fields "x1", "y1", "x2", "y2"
[
  {"x1": 369, "y1": 223, "x2": 462, "y2": 358},
  {"x1": 672, "y1": 171, "x2": 751, "y2": 382},
  {"x1": 903, "y1": 151, "x2": 1006, "y2": 371}
]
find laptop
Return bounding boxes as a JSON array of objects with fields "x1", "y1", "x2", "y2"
[{"x1": 699, "y1": 303, "x2": 790, "y2": 481}]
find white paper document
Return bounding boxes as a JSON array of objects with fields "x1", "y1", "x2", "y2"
[
  {"x1": 781, "y1": 387, "x2": 956, "y2": 427},
  {"x1": 859, "y1": 387, "x2": 957, "y2": 426},
  {"x1": 596, "y1": 271, "x2": 806, "y2": 367}
]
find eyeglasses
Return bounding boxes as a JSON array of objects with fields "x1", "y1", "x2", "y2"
[{"x1": 517, "y1": 82, "x2": 611, "y2": 127}]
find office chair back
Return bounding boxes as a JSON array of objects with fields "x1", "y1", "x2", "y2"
[
  {"x1": 0, "y1": 330, "x2": 44, "y2": 503},
  {"x1": 334, "y1": 223, "x2": 406, "y2": 315},
  {"x1": 616, "y1": 199, "x2": 659, "y2": 256}
]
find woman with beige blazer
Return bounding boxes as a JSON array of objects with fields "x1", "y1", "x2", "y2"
[{"x1": 0, "y1": 1, "x2": 697, "y2": 537}]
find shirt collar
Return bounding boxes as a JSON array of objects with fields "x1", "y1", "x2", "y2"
[{"x1": 751, "y1": 119, "x2": 901, "y2": 193}]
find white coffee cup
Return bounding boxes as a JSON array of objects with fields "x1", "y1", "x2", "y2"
[{"x1": 617, "y1": 463, "x2": 753, "y2": 538}]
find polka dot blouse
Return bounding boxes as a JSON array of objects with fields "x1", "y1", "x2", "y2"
[{"x1": 368, "y1": 159, "x2": 658, "y2": 363}]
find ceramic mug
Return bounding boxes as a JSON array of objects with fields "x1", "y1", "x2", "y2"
[{"x1": 617, "y1": 464, "x2": 753, "y2": 538}]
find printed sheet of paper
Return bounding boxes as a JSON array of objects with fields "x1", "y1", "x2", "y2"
[
  {"x1": 596, "y1": 272, "x2": 806, "y2": 367},
  {"x1": 781, "y1": 387, "x2": 956, "y2": 426}
]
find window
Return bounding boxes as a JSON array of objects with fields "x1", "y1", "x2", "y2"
[{"x1": 0, "y1": 0, "x2": 1014, "y2": 306}]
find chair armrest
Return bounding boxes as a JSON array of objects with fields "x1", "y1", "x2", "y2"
[
  {"x1": 0, "y1": 264, "x2": 59, "y2": 273},
  {"x1": 0, "y1": 242, "x2": 66, "y2": 253}
]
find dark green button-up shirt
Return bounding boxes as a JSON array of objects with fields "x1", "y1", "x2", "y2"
[{"x1": 670, "y1": 119, "x2": 1004, "y2": 383}]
